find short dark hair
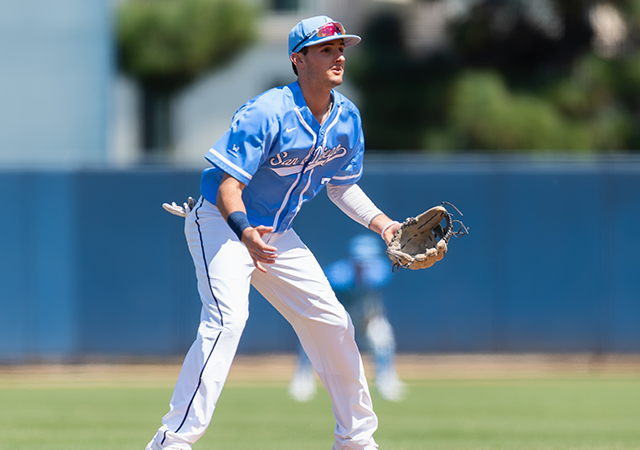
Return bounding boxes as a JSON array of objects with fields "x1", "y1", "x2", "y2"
[{"x1": 291, "y1": 46, "x2": 309, "y2": 76}]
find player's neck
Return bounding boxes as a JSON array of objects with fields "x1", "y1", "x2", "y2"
[{"x1": 298, "y1": 81, "x2": 334, "y2": 125}]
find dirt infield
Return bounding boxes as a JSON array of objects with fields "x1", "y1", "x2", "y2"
[{"x1": 1, "y1": 353, "x2": 639, "y2": 388}]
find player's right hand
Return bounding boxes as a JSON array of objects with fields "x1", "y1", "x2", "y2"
[{"x1": 241, "y1": 225, "x2": 277, "y2": 273}]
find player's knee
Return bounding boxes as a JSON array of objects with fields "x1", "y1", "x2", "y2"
[
  {"x1": 222, "y1": 313, "x2": 249, "y2": 335},
  {"x1": 326, "y1": 306, "x2": 355, "y2": 337},
  {"x1": 198, "y1": 313, "x2": 248, "y2": 339},
  {"x1": 297, "y1": 297, "x2": 354, "y2": 337}
]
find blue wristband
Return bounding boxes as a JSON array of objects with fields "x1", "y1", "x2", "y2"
[{"x1": 227, "y1": 211, "x2": 251, "y2": 240}]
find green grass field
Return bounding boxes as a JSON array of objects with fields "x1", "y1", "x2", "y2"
[{"x1": 1, "y1": 375, "x2": 640, "y2": 450}]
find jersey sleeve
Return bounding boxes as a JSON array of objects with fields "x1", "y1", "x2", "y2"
[
  {"x1": 328, "y1": 127, "x2": 364, "y2": 186},
  {"x1": 204, "y1": 101, "x2": 277, "y2": 186}
]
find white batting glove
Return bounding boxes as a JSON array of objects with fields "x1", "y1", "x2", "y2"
[{"x1": 162, "y1": 196, "x2": 196, "y2": 218}]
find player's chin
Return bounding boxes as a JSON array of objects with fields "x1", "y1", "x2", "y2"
[{"x1": 328, "y1": 69, "x2": 344, "y2": 85}]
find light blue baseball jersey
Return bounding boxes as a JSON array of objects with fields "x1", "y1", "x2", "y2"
[{"x1": 201, "y1": 81, "x2": 365, "y2": 233}]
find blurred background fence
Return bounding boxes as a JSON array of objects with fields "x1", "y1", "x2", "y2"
[
  {"x1": 1, "y1": 0, "x2": 640, "y2": 362},
  {"x1": 1, "y1": 155, "x2": 640, "y2": 362}
]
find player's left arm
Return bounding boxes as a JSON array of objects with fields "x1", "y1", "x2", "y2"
[
  {"x1": 369, "y1": 213, "x2": 402, "y2": 245},
  {"x1": 327, "y1": 120, "x2": 401, "y2": 243},
  {"x1": 326, "y1": 183, "x2": 401, "y2": 245}
]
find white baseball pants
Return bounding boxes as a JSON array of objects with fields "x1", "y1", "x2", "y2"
[{"x1": 147, "y1": 198, "x2": 378, "y2": 450}]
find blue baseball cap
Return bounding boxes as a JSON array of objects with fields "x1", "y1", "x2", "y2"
[{"x1": 288, "y1": 15, "x2": 361, "y2": 56}]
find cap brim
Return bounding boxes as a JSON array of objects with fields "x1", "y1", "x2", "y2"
[{"x1": 300, "y1": 34, "x2": 361, "y2": 51}]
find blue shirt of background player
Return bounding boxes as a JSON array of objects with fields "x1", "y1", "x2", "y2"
[
  {"x1": 200, "y1": 81, "x2": 365, "y2": 233},
  {"x1": 324, "y1": 234, "x2": 392, "y2": 309},
  {"x1": 325, "y1": 257, "x2": 391, "y2": 292}
]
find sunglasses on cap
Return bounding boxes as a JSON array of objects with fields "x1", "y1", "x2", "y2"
[{"x1": 291, "y1": 21, "x2": 346, "y2": 54}]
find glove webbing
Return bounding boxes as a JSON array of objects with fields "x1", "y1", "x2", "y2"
[{"x1": 442, "y1": 202, "x2": 469, "y2": 240}]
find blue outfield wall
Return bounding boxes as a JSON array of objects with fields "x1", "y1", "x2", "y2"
[{"x1": 0, "y1": 156, "x2": 639, "y2": 361}]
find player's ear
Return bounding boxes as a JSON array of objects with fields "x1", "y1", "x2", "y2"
[{"x1": 291, "y1": 52, "x2": 304, "y2": 71}]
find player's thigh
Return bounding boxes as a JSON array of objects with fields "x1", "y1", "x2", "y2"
[
  {"x1": 252, "y1": 229, "x2": 345, "y2": 324},
  {"x1": 186, "y1": 198, "x2": 255, "y2": 326}
]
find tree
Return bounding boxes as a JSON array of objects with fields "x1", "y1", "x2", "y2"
[
  {"x1": 350, "y1": 0, "x2": 640, "y2": 152},
  {"x1": 116, "y1": 0, "x2": 257, "y2": 154}
]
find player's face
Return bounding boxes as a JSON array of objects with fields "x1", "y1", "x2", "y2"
[{"x1": 299, "y1": 39, "x2": 346, "y2": 89}]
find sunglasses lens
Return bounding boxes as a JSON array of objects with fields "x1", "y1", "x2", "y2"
[
  {"x1": 292, "y1": 21, "x2": 347, "y2": 53},
  {"x1": 316, "y1": 22, "x2": 345, "y2": 38}
]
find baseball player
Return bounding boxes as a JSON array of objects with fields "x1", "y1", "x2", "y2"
[
  {"x1": 147, "y1": 15, "x2": 402, "y2": 450},
  {"x1": 289, "y1": 234, "x2": 406, "y2": 402}
]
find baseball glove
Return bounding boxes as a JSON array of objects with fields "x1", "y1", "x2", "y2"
[{"x1": 386, "y1": 202, "x2": 468, "y2": 271}]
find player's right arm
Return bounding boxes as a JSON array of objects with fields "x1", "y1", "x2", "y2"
[{"x1": 217, "y1": 173, "x2": 278, "y2": 273}]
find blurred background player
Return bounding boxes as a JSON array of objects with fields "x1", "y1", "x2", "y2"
[{"x1": 289, "y1": 234, "x2": 406, "y2": 402}]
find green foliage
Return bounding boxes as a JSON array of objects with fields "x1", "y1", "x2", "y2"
[
  {"x1": 117, "y1": 0, "x2": 258, "y2": 85},
  {"x1": 351, "y1": 2, "x2": 640, "y2": 152},
  {"x1": 447, "y1": 71, "x2": 593, "y2": 152}
]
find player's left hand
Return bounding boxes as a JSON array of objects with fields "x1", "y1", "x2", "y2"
[
  {"x1": 162, "y1": 197, "x2": 196, "y2": 217},
  {"x1": 381, "y1": 221, "x2": 402, "y2": 245}
]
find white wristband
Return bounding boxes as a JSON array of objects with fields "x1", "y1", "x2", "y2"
[{"x1": 380, "y1": 220, "x2": 400, "y2": 240}]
